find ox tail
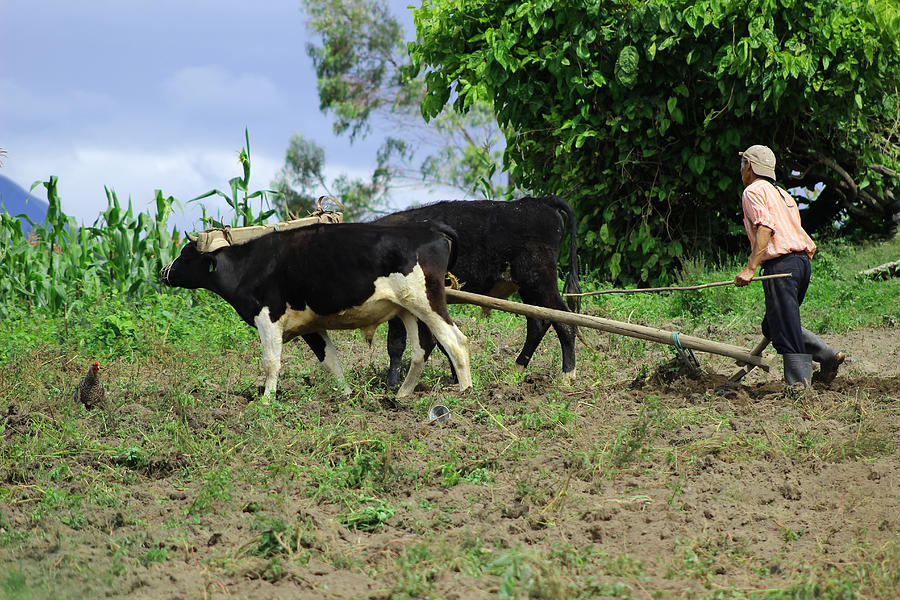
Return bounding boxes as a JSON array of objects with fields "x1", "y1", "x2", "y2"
[
  {"x1": 430, "y1": 221, "x2": 460, "y2": 274},
  {"x1": 544, "y1": 195, "x2": 582, "y2": 312}
]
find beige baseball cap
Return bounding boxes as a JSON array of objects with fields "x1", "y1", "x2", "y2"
[{"x1": 739, "y1": 145, "x2": 777, "y2": 179}]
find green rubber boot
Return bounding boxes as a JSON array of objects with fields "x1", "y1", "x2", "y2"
[
  {"x1": 783, "y1": 353, "x2": 813, "y2": 388},
  {"x1": 801, "y1": 328, "x2": 845, "y2": 384}
]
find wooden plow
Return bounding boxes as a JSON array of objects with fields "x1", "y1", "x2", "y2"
[{"x1": 445, "y1": 288, "x2": 775, "y2": 377}]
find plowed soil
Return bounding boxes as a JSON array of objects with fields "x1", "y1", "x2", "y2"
[{"x1": 2, "y1": 325, "x2": 898, "y2": 599}]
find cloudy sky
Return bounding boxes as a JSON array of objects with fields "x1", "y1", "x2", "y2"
[{"x1": 1, "y1": 0, "x2": 438, "y2": 228}]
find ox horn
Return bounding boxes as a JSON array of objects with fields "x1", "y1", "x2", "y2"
[{"x1": 186, "y1": 232, "x2": 198, "y2": 243}]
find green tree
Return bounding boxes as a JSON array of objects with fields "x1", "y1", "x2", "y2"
[
  {"x1": 271, "y1": 133, "x2": 328, "y2": 217},
  {"x1": 409, "y1": 0, "x2": 900, "y2": 284},
  {"x1": 271, "y1": 132, "x2": 391, "y2": 221},
  {"x1": 300, "y1": 0, "x2": 510, "y2": 200}
]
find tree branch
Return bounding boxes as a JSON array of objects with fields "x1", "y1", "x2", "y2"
[
  {"x1": 816, "y1": 154, "x2": 858, "y2": 202},
  {"x1": 858, "y1": 188, "x2": 886, "y2": 211},
  {"x1": 868, "y1": 164, "x2": 899, "y2": 179}
]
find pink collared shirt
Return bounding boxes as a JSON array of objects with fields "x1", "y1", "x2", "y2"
[{"x1": 741, "y1": 179, "x2": 816, "y2": 262}]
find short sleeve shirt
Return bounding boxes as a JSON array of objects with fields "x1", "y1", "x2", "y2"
[{"x1": 741, "y1": 179, "x2": 816, "y2": 262}]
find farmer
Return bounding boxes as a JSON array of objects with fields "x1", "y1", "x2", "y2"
[{"x1": 734, "y1": 144, "x2": 845, "y2": 387}]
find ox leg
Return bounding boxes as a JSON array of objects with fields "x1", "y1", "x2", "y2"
[
  {"x1": 410, "y1": 310, "x2": 471, "y2": 392},
  {"x1": 417, "y1": 320, "x2": 460, "y2": 384},
  {"x1": 417, "y1": 320, "x2": 442, "y2": 369},
  {"x1": 432, "y1": 321, "x2": 471, "y2": 391},
  {"x1": 517, "y1": 288, "x2": 577, "y2": 380},
  {"x1": 515, "y1": 315, "x2": 551, "y2": 372},
  {"x1": 302, "y1": 332, "x2": 351, "y2": 395},
  {"x1": 553, "y1": 319, "x2": 578, "y2": 380},
  {"x1": 254, "y1": 308, "x2": 284, "y2": 401},
  {"x1": 396, "y1": 311, "x2": 428, "y2": 398},
  {"x1": 385, "y1": 316, "x2": 406, "y2": 387},
  {"x1": 395, "y1": 266, "x2": 471, "y2": 393}
]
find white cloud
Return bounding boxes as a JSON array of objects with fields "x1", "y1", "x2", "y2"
[
  {"x1": 0, "y1": 77, "x2": 118, "y2": 122},
  {"x1": 3, "y1": 143, "x2": 408, "y2": 230},
  {"x1": 7, "y1": 145, "x2": 281, "y2": 226},
  {"x1": 162, "y1": 66, "x2": 287, "y2": 114}
]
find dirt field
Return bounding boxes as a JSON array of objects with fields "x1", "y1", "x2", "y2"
[{"x1": 1, "y1": 322, "x2": 898, "y2": 599}]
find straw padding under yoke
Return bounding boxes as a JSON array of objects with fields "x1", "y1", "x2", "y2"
[{"x1": 193, "y1": 211, "x2": 343, "y2": 253}]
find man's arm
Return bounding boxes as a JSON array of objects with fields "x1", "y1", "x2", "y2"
[{"x1": 735, "y1": 225, "x2": 773, "y2": 286}]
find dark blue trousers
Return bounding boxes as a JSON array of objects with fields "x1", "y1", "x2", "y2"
[{"x1": 760, "y1": 253, "x2": 811, "y2": 355}]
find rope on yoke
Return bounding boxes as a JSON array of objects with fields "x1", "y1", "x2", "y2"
[
  {"x1": 445, "y1": 272, "x2": 463, "y2": 290},
  {"x1": 671, "y1": 331, "x2": 700, "y2": 372}
]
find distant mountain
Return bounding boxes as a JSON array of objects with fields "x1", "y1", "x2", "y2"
[{"x1": 0, "y1": 175, "x2": 49, "y2": 233}]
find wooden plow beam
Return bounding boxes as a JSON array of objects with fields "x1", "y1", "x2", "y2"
[{"x1": 446, "y1": 288, "x2": 773, "y2": 371}]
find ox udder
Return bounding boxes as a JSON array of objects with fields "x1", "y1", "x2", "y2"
[{"x1": 160, "y1": 222, "x2": 471, "y2": 400}]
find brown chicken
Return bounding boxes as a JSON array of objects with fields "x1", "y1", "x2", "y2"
[{"x1": 74, "y1": 361, "x2": 106, "y2": 409}]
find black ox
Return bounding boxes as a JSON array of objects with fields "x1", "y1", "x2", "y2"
[
  {"x1": 160, "y1": 222, "x2": 472, "y2": 399},
  {"x1": 373, "y1": 195, "x2": 581, "y2": 386}
]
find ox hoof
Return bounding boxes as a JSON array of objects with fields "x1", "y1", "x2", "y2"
[
  {"x1": 385, "y1": 369, "x2": 402, "y2": 388},
  {"x1": 513, "y1": 363, "x2": 527, "y2": 374},
  {"x1": 561, "y1": 369, "x2": 577, "y2": 384},
  {"x1": 395, "y1": 382, "x2": 426, "y2": 399}
]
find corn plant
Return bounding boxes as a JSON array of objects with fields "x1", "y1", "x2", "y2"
[
  {"x1": 0, "y1": 211, "x2": 44, "y2": 313},
  {"x1": 0, "y1": 178, "x2": 181, "y2": 317},
  {"x1": 85, "y1": 187, "x2": 181, "y2": 296},
  {"x1": 0, "y1": 177, "x2": 84, "y2": 315},
  {"x1": 190, "y1": 128, "x2": 279, "y2": 228},
  {"x1": 0, "y1": 130, "x2": 279, "y2": 318}
]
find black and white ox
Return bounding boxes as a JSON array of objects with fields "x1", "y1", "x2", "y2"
[
  {"x1": 373, "y1": 195, "x2": 581, "y2": 386},
  {"x1": 159, "y1": 222, "x2": 471, "y2": 399}
]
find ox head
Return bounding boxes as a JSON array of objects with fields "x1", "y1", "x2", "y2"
[{"x1": 159, "y1": 234, "x2": 218, "y2": 290}]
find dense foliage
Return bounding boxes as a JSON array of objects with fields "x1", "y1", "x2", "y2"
[{"x1": 410, "y1": 0, "x2": 900, "y2": 283}]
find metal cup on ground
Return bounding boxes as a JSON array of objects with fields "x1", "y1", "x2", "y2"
[{"x1": 428, "y1": 404, "x2": 450, "y2": 424}]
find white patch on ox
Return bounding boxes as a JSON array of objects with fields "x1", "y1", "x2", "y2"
[
  {"x1": 275, "y1": 274, "x2": 410, "y2": 338},
  {"x1": 251, "y1": 263, "x2": 472, "y2": 399},
  {"x1": 254, "y1": 306, "x2": 284, "y2": 401},
  {"x1": 395, "y1": 309, "x2": 426, "y2": 398}
]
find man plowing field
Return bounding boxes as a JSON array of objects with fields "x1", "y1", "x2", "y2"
[{"x1": 735, "y1": 145, "x2": 846, "y2": 387}]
